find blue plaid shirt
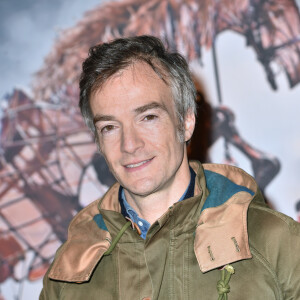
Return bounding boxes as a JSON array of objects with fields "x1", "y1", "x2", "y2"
[{"x1": 119, "y1": 167, "x2": 196, "y2": 239}]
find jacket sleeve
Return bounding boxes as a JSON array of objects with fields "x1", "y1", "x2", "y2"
[
  {"x1": 248, "y1": 205, "x2": 300, "y2": 299},
  {"x1": 39, "y1": 246, "x2": 65, "y2": 300},
  {"x1": 275, "y1": 215, "x2": 300, "y2": 299},
  {"x1": 39, "y1": 270, "x2": 66, "y2": 300}
]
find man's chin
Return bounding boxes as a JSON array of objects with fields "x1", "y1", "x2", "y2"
[{"x1": 122, "y1": 181, "x2": 158, "y2": 198}]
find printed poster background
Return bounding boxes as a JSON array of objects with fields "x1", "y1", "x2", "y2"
[{"x1": 0, "y1": 0, "x2": 300, "y2": 299}]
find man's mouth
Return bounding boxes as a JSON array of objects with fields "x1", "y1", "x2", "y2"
[{"x1": 125, "y1": 158, "x2": 153, "y2": 169}]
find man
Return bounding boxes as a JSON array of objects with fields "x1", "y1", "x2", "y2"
[{"x1": 40, "y1": 36, "x2": 300, "y2": 299}]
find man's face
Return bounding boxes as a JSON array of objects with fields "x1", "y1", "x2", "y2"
[{"x1": 90, "y1": 62, "x2": 194, "y2": 199}]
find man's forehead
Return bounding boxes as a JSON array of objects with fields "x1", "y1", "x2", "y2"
[
  {"x1": 89, "y1": 61, "x2": 176, "y2": 122},
  {"x1": 94, "y1": 61, "x2": 169, "y2": 94}
]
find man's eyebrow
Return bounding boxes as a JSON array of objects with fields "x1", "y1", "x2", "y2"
[
  {"x1": 134, "y1": 102, "x2": 168, "y2": 114},
  {"x1": 93, "y1": 114, "x2": 116, "y2": 125},
  {"x1": 93, "y1": 102, "x2": 167, "y2": 125}
]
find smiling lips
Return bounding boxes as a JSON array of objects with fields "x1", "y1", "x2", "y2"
[{"x1": 124, "y1": 158, "x2": 153, "y2": 170}]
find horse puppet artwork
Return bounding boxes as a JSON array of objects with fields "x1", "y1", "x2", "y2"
[
  {"x1": 0, "y1": 89, "x2": 112, "y2": 298},
  {"x1": 1, "y1": 0, "x2": 300, "y2": 298}
]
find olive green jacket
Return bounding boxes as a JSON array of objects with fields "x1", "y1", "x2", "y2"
[{"x1": 40, "y1": 162, "x2": 300, "y2": 300}]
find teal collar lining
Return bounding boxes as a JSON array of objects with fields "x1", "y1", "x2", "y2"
[{"x1": 201, "y1": 169, "x2": 254, "y2": 212}]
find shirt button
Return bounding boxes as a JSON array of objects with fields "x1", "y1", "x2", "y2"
[{"x1": 138, "y1": 221, "x2": 143, "y2": 227}]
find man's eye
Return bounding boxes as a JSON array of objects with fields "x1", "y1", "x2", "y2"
[
  {"x1": 143, "y1": 115, "x2": 157, "y2": 121},
  {"x1": 101, "y1": 125, "x2": 115, "y2": 133}
]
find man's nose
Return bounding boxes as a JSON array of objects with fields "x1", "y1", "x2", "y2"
[{"x1": 120, "y1": 125, "x2": 144, "y2": 154}]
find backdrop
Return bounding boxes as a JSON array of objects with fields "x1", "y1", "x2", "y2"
[{"x1": 0, "y1": 0, "x2": 300, "y2": 299}]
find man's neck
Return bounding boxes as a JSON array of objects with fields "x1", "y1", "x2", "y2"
[{"x1": 124, "y1": 161, "x2": 191, "y2": 224}]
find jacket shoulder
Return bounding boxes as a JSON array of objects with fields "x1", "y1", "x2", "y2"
[{"x1": 248, "y1": 202, "x2": 300, "y2": 241}]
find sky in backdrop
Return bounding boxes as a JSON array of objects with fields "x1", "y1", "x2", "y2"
[{"x1": 0, "y1": 0, "x2": 107, "y2": 98}]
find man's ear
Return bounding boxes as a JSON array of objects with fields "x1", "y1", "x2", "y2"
[{"x1": 184, "y1": 109, "x2": 196, "y2": 142}]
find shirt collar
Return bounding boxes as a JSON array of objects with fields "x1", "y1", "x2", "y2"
[{"x1": 119, "y1": 167, "x2": 196, "y2": 239}]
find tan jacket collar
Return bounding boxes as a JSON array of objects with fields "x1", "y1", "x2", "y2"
[
  {"x1": 194, "y1": 190, "x2": 253, "y2": 272},
  {"x1": 48, "y1": 198, "x2": 112, "y2": 282},
  {"x1": 194, "y1": 163, "x2": 258, "y2": 272}
]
